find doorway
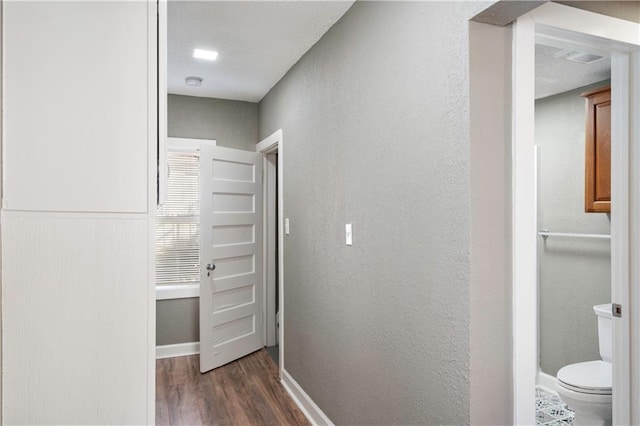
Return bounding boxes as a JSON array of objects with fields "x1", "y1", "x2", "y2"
[
  {"x1": 534, "y1": 41, "x2": 611, "y2": 426},
  {"x1": 511, "y1": 3, "x2": 640, "y2": 424},
  {"x1": 264, "y1": 152, "x2": 279, "y2": 365},
  {"x1": 257, "y1": 129, "x2": 285, "y2": 376}
]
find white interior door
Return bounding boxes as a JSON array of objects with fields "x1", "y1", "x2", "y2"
[{"x1": 199, "y1": 145, "x2": 263, "y2": 373}]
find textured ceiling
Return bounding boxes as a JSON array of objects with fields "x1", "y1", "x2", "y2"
[
  {"x1": 536, "y1": 44, "x2": 611, "y2": 99},
  {"x1": 168, "y1": 1, "x2": 354, "y2": 102}
]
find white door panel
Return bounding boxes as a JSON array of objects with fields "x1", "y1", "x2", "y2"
[
  {"x1": 200, "y1": 146, "x2": 263, "y2": 372},
  {"x1": 3, "y1": 1, "x2": 149, "y2": 212}
]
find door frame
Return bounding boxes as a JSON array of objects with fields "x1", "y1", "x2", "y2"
[
  {"x1": 512, "y1": 3, "x2": 640, "y2": 424},
  {"x1": 148, "y1": 1, "x2": 160, "y2": 422},
  {"x1": 261, "y1": 151, "x2": 277, "y2": 348},
  {"x1": 256, "y1": 129, "x2": 284, "y2": 376}
]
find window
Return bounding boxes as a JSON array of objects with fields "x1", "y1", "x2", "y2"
[{"x1": 156, "y1": 150, "x2": 200, "y2": 288}]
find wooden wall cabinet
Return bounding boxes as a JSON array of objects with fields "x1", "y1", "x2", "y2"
[{"x1": 582, "y1": 86, "x2": 611, "y2": 213}]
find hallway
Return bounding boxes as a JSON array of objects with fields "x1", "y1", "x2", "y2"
[{"x1": 156, "y1": 349, "x2": 309, "y2": 425}]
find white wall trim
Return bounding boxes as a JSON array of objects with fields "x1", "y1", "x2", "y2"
[
  {"x1": 261, "y1": 153, "x2": 277, "y2": 347},
  {"x1": 158, "y1": 0, "x2": 167, "y2": 208},
  {"x1": 256, "y1": 129, "x2": 282, "y2": 154},
  {"x1": 628, "y1": 48, "x2": 640, "y2": 426},
  {"x1": 610, "y1": 52, "x2": 633, "y2": 426},
  {"x1": 512, "y1": 12, "x2": 537, "y2": 425},
  {"x1": 256, "y1": 129, "x2": 284, "y2": 376},
  {"x1": 155, "y1": 284, "x2": 199, "y2": 300},
  {"x1": 536, "y1": 370, "x2": 557, "y2": 395},
  {"x1": 281, "y1": 369, "x2": 333, "y2": 426},
  {"x1": 257, "y1": 130, "x2": 281, "y2": 347},
  {"x1": 156, "y1": 342, "x2": 200, "y2": 359},
  {"x1": 530, "y1": 2, "x2": 640, "y2": 49},
  {"x1": 147, "y1": 2, "x2": 159, "y2": 424}
]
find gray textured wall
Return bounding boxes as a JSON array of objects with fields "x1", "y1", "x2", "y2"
[
  {"x1": 167, "y1": 94, "x2": 258, "y2": 151},
  {"x1": 259, "y1": 2, "x2": 489, "y2": 424},
  {"x1": 156, "y1": 298, "x2": 199, "y2": 346},
  {"x1": 157, "y1": 95, "x2": 258, "y2": 346},
  {"x1": 536, "y1": 82, "x2": 611, "y2": 376}
]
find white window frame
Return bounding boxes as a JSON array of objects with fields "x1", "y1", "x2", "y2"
[{"x1": 156, "y1": 137, "x2": 216, "y2": 301}]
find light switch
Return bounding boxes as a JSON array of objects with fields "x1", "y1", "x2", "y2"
[
  {"x1": 346, "y1": 223, "x2": 353, "y2": 246},
  {"x1": 285, "y1": 218, "x2": 290, "y2": 235}
]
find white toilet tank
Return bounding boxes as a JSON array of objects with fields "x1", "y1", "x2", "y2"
[{"x1": 594, "y1": 304, "x2": 613, "y2": 363}]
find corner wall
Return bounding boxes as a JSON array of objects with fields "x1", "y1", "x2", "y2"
[{"x1": 259, "y1": 2, "x2": 490, "y2": 423}]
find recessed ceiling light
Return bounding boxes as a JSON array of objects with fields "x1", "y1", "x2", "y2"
[
  {"x1": 185, "y1": 76, "x2": 203, "y2": 87},
  {"x1": 193, "y1": 48, "x2": 218, "y2": 61}
]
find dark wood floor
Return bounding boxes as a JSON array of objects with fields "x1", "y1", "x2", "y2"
[{"x1": 156, "y1": 349, "x2": 310, "y2": 426}]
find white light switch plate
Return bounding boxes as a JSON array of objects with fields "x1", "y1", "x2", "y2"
[
  {"x1": 346, "y1": 223, "x2": 352, "y2": 245},
  {"x1": 285, "y1": 218, "x2": 290, "y2": 235}
]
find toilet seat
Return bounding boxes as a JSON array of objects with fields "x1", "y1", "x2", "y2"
[{"x1": 557, "y1": 360, "x2": 612, "y2": 395}]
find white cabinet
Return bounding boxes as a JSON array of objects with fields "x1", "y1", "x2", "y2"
[
  {"x1": 2, "y1": 2, "x2": 156, "y2": 424},
  {"x1": 3, "y1": 2, "x2": 150, "y2": 213}
]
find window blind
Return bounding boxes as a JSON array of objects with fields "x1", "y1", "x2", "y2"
[{"x1": 156, "y1": 151, "x2": 200, "y2": 286}]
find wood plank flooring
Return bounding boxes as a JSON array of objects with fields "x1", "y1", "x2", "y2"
[{"x1": 156, "y1": 349, "x2": 310, "y2": 426}]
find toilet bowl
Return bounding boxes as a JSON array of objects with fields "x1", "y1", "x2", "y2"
[
  {"x1": 557, "y1": 360, "x2": 611, "y2": 425},
  {"x1": 555, "y1": 304, "x2": 612, "y2": 426}
]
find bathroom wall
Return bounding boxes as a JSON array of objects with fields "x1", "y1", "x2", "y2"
[
  {"x1": 157, "y1": 94, "x2": 258, "y2": 346},
  {"x1": 536, "y1": 81, "x2": 611, "y2": 376}
]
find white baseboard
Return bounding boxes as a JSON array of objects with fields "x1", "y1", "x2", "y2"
[
  {"x1": 156, "y1": 341, "x2": 200, "y2": 359},
  {"x1": 537, "y1": 369, "x2": 558, "y2": 394},
  {"x1": 281, "y1": 369, "x2": 333, "y2": 426}
]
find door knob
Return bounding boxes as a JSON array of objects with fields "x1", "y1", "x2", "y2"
[{"x1": 206, "y1": 263, "x2": 216, "y2": 277}]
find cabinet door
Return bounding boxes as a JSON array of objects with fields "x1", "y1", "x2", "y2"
[
  {"x1": 4, "y1": 2, "x2": 150, "y2": 213},
  {"x1": 583, "y1": 87, "x2": 611, "y2": 213}
]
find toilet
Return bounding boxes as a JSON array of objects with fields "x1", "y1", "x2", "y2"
[{"x1": 556, "y1": 304, "x2": 612, "y2": 426}]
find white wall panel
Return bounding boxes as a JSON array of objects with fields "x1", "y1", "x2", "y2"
[
  {"x1": 3, "y1": 2, "x2": 149, "y2": 213},
  {"x1": 2, "y1": 213, "x2": 149, "y2": 424},
  {"x1": 2, "y1": 1, "x2": 155, "y2": 423},
  {"x1": 469, "y1": 21, "x2": 513, "y2": 425}
]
